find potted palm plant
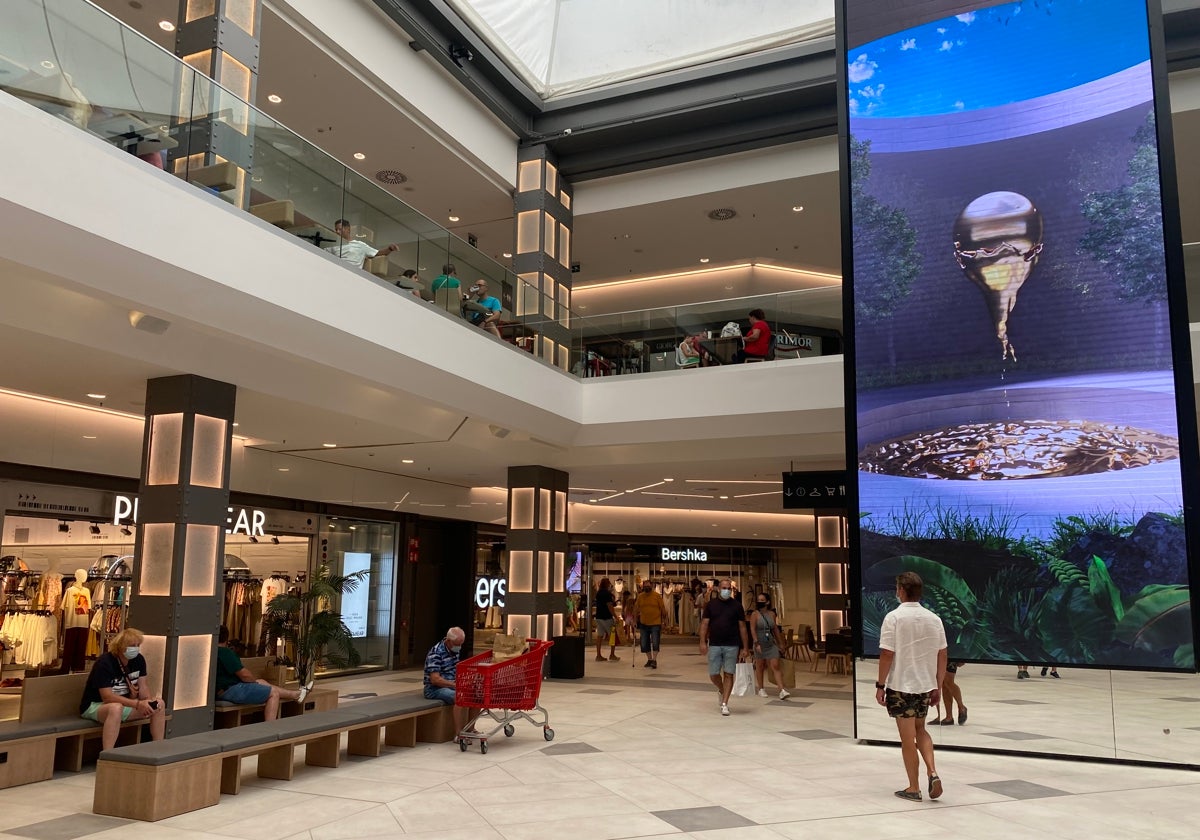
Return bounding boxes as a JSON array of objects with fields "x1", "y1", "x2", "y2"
[{"x1": 263, "y1": 564, "x2": 366, "y2": 689}]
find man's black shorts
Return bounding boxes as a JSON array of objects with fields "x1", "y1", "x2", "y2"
[{"x1": 885, "y1": 688, "x2": 931, "y2": 719}]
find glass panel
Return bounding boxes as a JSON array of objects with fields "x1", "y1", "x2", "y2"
[
  {"x1": 139, "y1": 522, "x2": 175, "y2": 596},
  {"x1": 545, "y1": 161, "x2": 557, "y2": 196},
  {"x1": 186, "y1": 0, "x2": 216, "y2": 22},
  {"x1": 554, "y1": 491, "x2": 566, "y2": 532},
  {"x1": 181, "y1": 524, "x2": 219, "y2": 596},
  {"x1": 552, "y1": 551, "x2": 564, "y2": 591},
  {"x1": 558, "y1": 223, "x2": 570, "y2": 267},
  {"x1": 560, "y1": 190, "x2": 571, "y2": 210},
  {"x1": 510, "y1": 487, "x2": 534, "y2": 530},
  {"x1": 190, "y1": 415, "x2": 227, "y2": 488},
  {"x1": 225, "y1": 0, "x2": 257, "y2": 37},
  {"x1": 543, "y1": 212, "x2": 555, "y2": 257},
  {"x1": 538, "y1": 488, "x2": 551, "y2": 531},
  {"x1": 509, "y1": 550, "x2": 533, "y2": 592},
  {"x1": 819, "y1": 609, "x2": 844, "y2": 638},
  {"x1": 147, "y1": 413, "x2": 183, "y2": 486},
  {"x1": 818, "y1": 562, "x2": 842, "y2": 595},
  {"x1": 817, "y1": 516, "x2": 842, "y2": 548},
  {"x1": 140, "y1": 634, "x2": 167, "y2": 698},
  {"x1": 536, "y1": 613, "x2": 549, "y2": 641},
  {"x1": 320, "y1": 518, "x2": 395, "y2": 673},
  {"x1": 552, "y1": 613, "x2": 563, "y2": 637},
  {"x1": 506, "y1": 613, "x2": 531, "y2": 638},
  {"x1": 173, "y1": 634, "x2": 212, "y2": 709}
]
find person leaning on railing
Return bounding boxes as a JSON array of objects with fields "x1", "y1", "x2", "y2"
[{"x1": 325, "y1": 219, "x2": 398, "y2": 268}]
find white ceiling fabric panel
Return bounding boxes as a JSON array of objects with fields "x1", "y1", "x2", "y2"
[{"x1": 447, "y1": 0, "x2": 834, "y2": 99}]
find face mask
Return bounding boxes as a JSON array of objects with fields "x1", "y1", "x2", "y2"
[
  {"x1": 719, "y1": 589, "x2": 731, "y2": 600},
  {"x1": 448, "y1": 644, "x2": 461, "y2": 655},
  {"x1": 757, "y1": 602, "x2": 768, "y2": 609},
  {"x1": 124, "y1": 646, "x2": 140, "y2": 660}
]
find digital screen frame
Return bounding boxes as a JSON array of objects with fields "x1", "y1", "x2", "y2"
[{"x1": 839, "y1": 0, "x2": 1199, "y2": 671}]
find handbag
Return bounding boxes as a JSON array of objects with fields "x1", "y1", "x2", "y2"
[
  {"x1": 772, "y1": 657, "x2": 796, "y2": 689},
  {"x1": 732, "y1": 661, "x2": 755, "y2": 696}
]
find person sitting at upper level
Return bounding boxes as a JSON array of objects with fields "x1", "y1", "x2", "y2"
[
  {"x1": 462, "y1": 279, "x2": 503, "y2": 337},
  {"x1": 733, "y1": 308, "x2": 772, "y2": 363},
  {"x1": 324, "y1": 218, "x2": 398, "y2": 268},
  {"x1": 431, "y1": 264, "x2": 461, "y2": 293}
]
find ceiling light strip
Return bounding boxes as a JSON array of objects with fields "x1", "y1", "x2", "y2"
[
  {"x1": 575, "y1": 262, "x2": 842, "y2": 292},
  {"x1": 683, "y1": 479, "x2": 783, "y2": 485},
  {"x1": 595, "y1": 491, "x2": 627, "y2": 502},
  {"x1": 625, "y1": 481, "x2": 666, "y2": 493},
  {"x1": 732, "y1": 491, "x2": 783, "y2": 499},
  {"x1": 641, "y1": 491, "x2": 715, "y2": 499},
  {"x1": 0, "y1": 387, "x2": 144, "y2": 421}
]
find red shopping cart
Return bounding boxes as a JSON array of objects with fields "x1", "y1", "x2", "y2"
[{"x1": 455, "y1": 638, "x2": 554, "y2": 754}]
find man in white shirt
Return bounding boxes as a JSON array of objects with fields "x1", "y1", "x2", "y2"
[
  {"x1": 875, "y1": 571, "x2": 947, "y2": 803},
  {"x1": 325, "y1": 218, "x2": 398, "y2": 268}
]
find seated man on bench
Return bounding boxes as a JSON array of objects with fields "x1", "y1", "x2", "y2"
[
  {"x1": 216, "y1": 625, "x2": 307, "y2": 720},
  {"x1": 80, "y1": 627, "x2": 166, "y2": 751}
]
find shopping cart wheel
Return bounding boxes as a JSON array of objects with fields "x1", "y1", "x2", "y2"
[
  {"x1": 459, "y1": 738, "x2": 468, "y2": 752},
  {"x1": 503, "y1": 724, "x2": 515, "y2": 737},
  {"x1": 480, "y1": 740, "x2": 489, "y2": 754},
  {"x1": 543, "y1": 727, "x2": 555, "y2": 741}
]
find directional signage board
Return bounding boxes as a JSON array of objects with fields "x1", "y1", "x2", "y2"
[{"x1": 782, "y1": 471, "x2": 850, "y2": 510}]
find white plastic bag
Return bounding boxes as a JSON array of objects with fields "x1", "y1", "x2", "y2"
[
  {"x1": 720, "y1": 321, "x2": 742, "y2": 338},
  {"x1": 732, "y1": 661, "x2": 754, "y2": 696}
]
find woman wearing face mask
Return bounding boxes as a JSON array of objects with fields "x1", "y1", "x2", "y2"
[
  {"x1": 751, "y1": 595, "x2": 791, "y2": 700},
  {"x1": 78, "y1": 627, "x2": 166, "y2": 750}
]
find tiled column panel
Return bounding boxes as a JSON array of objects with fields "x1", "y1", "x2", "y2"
[
  {"x1": 505, "y1": 466, "x2": 569, "y2": 641},
  {"x1": 128, "y1": 374, "x2": 236, "y2": 736}
]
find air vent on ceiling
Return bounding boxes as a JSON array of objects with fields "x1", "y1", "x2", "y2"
[
  {"x1": 375, "y1": 169, "x2": 408, "y2": 185},
  {"x1": 707, "y1": 208, "x2": 737, "y2": 221}
]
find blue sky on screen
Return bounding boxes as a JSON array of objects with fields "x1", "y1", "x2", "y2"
[{"x1": 847, "y1": 0, "x2": 1151, "y2": 119}]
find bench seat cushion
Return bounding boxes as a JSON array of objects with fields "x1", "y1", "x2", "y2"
[
  {"x1": 177, "y1": 726, "x2": 280, "y2": 752},
  {"x1": 42, "y1": 717, "x2": 99, "y2": 734},
  {"x1": 100, "y1": 739, "x2": 220, "y2": 766},
  {"x1": 255, "y1": 710, "x2": 369, "y2": 740},
  {"x1": 214, "y1": 700, "x2": 258, "y2": 708},
  {"x1": 350, "y1": 697, "x2": 443, "y2": 722},
  {"x1": 0, "y1": 721, "x2": 60, "y2": 740}
]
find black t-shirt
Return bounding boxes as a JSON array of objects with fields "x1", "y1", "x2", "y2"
[
  {"x1": 595, "y1": 588, "x2": 615, "y2": 620},
  {"x1": 80, "y1": 652, "x2": 146, "y2": 714},
  {"x1": 702, "y1": 597, "x2": 746, "y2": 647}
]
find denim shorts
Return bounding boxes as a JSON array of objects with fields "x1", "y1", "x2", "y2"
[
  {"x1": 425, "y1": 686, "x2": 456, "y2": 705},
  {"x1": 707, "y1": 645, "x2": 740, "y2": 676},
  {"x1": 220, "y1": 682, "x2": 273, "y2": 704}
]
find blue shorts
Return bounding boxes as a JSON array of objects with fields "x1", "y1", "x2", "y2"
[
  {"x1": 707, "y1": 645, "x2": 740, "y2": 676},
  {"x1": 425, "y1": 686, "x2": 456, "y2": 705},
  {"x1": 81, "y1": 701, "x2": 133, "y2": 722},
  {"x1": 220, "y1": 682, "x2": 273, "y2": 704}
]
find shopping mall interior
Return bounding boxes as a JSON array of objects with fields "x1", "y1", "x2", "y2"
[{"x1": 2, "y1": 0, "x2": 1200, "y2": 837}]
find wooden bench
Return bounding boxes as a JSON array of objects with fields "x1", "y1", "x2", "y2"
[
  {"x1": 0, "y1": 673, "x2": 152, "y2": 790},
  {"x1": 94, "y1": 695, "x2": 450, "y2": 821},
  {"x1": 211, "y1": 656, "x2": 336, "y2": 728}
]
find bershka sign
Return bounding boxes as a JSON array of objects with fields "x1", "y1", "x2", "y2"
[
  {"x1": 474, "y1": 577, "x2": 507, "y2": 608},
  {"x1": 113, "y1": 495, "x2": 266, "y2": 537},
  {"x1": 661, "y1": 547, "x2": 707, "y2": 562}
]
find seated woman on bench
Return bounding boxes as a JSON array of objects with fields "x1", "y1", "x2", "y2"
[
  {"x1": 216, "y1": 625, "x2": 307, "y2": 720},
  {"x1": 79, "y1": 627, "x2": 166, "y2": 751}
]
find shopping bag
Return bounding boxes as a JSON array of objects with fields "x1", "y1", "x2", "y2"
[
  {"x1": 492, "y1": 633, "x2": 526, "y2": 663},
  {"x1": 732, "y1": 661, "x2": 755, "y2": 696},
  {"x1": 608, "y1": 627, "x2": 617, "y2": 647},
  {"x1": 770, "y1": 657, "x2": 797, "y2": 689}
]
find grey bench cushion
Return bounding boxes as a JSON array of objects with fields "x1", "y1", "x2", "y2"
[
  {"x1": 100, "y1": 739, "x2": 220, "y2": 766},
  {"x1": 177, "y1": 726, "x2": 279, "y2": 752},
  {"x1": 253, "y1": 710, "x2": 370, "y2": 740},
  {"x1": 44, "y1": 717, "x2": 101, "y2": 734},
  {"x1": 0, "y1": 721, "x2": 60, "y2": 740},
  {"x1": 350, "y1": 697, "x2": 443, "y2": 722}
]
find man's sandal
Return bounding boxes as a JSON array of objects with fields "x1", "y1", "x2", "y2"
[
  {"x1": 928, "y1": 774, "x2": 943, "y2": 800},
  {"x1": 894, "y1": 789, "x2": 922, "y2": 802}
]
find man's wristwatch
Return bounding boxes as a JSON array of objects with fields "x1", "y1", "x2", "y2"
[{"x1": 875, "y1": 682, "x2": 887, "y2": 690}]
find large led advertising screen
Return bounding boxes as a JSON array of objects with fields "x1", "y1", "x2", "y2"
[{"x1": 842, "y1": 0, "x2": 1196, "y2": 669}]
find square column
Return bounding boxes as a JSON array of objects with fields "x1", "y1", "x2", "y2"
[
  {"x1": 128, "y1": 375, "x2": 236, "y2": 736},
  {"x1": 514, "y1": 145, "x2": 574, "y2": 372},
  {"x1": 505, "y1": 466, "x2": 569, "y2": 640}
]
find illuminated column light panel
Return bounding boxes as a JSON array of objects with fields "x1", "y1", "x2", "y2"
[
  {"x1": 553, "y1": 552, "x2": 564, "y2": 592},
  {"x1": 536, "y1": 614, "x2": 549, "y2": 641},
  {"x1": 553, "y1": 613, "x2": 564, "y2": 636},
  {"x1": 190, "y1": 414, "x2": 227, "y2": 488},
  {"x1": 141, "y1": 635, "x2": 168, "y2": 697},
  {"x1": 539, "y1": 488, "x2": 551, "y2": 530},
  {"x1": 819, "y1": 562, "x2": 844, "y2": 595},
  {"x1": 820, "y1": 610, "x2": 845, "y2": 639},
  {"x1": 181, "y1": 524, "x2": 220, "y2": 597},
  {"x1": 510, "y1": 488, "x2": 534, "y2": 530},
  {"x1": 509, "y1": 551, "x2": 533, "y2": 592},
  {"x1": 537, "y1": 551, "x2": 550, "y2": 593},
  {"x1": 147, "y1": 413, "x2": 183, "y2": 485},
  {"x1": 516, "y1": 211, "x2": 539, "y2": 254},
  {"x1": 817, "y1": 516, "x2": 843, "y2": 548},
  {"x1": 555, "y1": 492, "x2": 567, "y2": 532},
  {"x1": 507, "y1": 614, "x2": 532, "y2": 639},
  {"x1": 139, "y1": 523, "x2": 176, "y2": 596},
  {"x1": 173, "y1": 635, "x2": 213, "y2": 709},
  {"x1": 518, "y1": 160, "x2": 540, "y2": 192}
]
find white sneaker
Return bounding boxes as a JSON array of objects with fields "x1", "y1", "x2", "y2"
[
  {"x1": 779, "y1": 689, "x2": 791, "y2": 700},
  {"x1": 721, "y1": 703, "x2": 731, "y2": 716},
  {"x1": 297, "y1": 686, "x2": 309, "y2": 704},
  {"x1": 757, "y1": 688, "x2": 768, "y2": 698}
]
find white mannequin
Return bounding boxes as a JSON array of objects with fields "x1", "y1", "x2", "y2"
[{"x1": 63, "y1": 569, "x2": 92, "y2": 629}]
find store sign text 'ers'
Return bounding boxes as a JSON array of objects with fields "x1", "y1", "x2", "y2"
[
  {"x1": 474, "y1": 577, "x2": 507, "y2": 609},
  {"x1": 113, "y1": 495, "x2": 266, "y2": 537},
  {"x1": 661, "y1": 547, "x2": 707, "y2": 562}
]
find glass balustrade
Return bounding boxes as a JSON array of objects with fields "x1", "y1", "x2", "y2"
[{"x1": 0, "y1": 0, "x2": 844, "y2": 380}]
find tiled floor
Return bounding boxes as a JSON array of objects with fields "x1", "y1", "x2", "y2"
[{"x1": 1, "y1": 641, "x2": 1197, "y2": 840}]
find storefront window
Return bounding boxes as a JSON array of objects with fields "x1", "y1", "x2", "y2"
[{"x1": 321, "y1": 518, "x2": 394, "y2": 673}]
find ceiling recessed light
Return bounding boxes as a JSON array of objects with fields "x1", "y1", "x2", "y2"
[
  {"x1": 699, "y1": 258, "x2": 710, "y2": 264},
  {"x1": 720, "y1": 495, "x2": 729, "y2": 500},
  {"x1": 86, "y1": 393, "x2": 107, "y2": 400},
  {"x1": 353, "y1": 152, "x2": 366, "y2": 160},
  {"x1": 267, "y1": 94, "x2": 282, "y2": 104},
  {"x1": 588, "y1": 499, "x2": 597, "y2": 503},
  {"x1": 402, "y1": 459, "x2": 414, "y2": 464},
  {"x1": 232, "y1": 422, "x2": 239, "y2": 427},
  {"x1": 322, "y1": 443, "x2": 337, "y2": 448},
  {"x1": 41, "y1": 60, "x2": 55, "y2": 69},
  {"x1": 502, "y1": 252, "x2": 512, "y2": 259},
  {"x1": 82, "y1": 435, "x2": 97, "y2": 440},
  {"x1": 277, "y1": 467, "x2": 290, "y2": 472},
  {"x1": 792, "y1": 205, "x2": 805, "y2": 212},
  {"x1": 448, "y1": 214, "x2": 460, "y2": 222},
  {"x1": 663, "y1": 478, "x2": 674, "y2": 482},
  {"x1": 158, "y1": 20, "x2": 175, "y2": 31}
]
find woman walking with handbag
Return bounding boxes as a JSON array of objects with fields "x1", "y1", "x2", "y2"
[{"x1": 751, "y1": 594, "x2": 791, "y2": 700}]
